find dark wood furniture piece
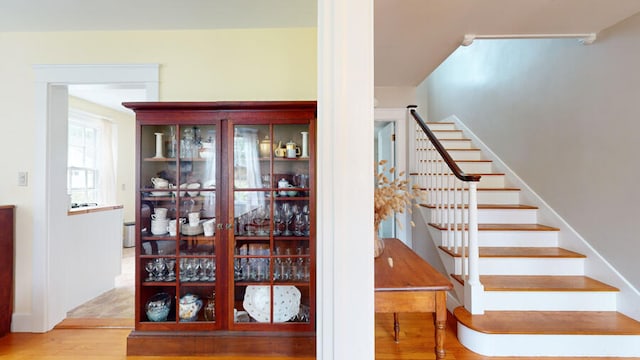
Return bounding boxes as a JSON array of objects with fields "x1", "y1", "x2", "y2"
[
  {"x1": 375, "y1": 238, "x2": 453, "y2": 360},
  {"x1": 0, "y1": 205, "x2": 15, "y2": 337},
  {"x1": 124, "y1": 101, "x2": 316, "y2": 356}
]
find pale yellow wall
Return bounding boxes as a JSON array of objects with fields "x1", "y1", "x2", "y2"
[{"x1": 0, "y1": 28, "x2": 316, "y2": 316}]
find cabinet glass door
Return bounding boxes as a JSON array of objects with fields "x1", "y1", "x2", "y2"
[
  {"x1": 231, "y1": 123, "x2": 311, "y2": 326},
  {"x1": 139, "y1": 123, "x2": 219, "y2": 325}
]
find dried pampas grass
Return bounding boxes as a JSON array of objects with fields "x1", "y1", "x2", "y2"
[{"x1": 374, "y1": 160, "x2": 424, "y2": 231}]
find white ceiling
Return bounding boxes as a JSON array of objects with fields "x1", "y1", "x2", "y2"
[{"x1": 4, "y1": 0, "x2": 640, "y2": 91}]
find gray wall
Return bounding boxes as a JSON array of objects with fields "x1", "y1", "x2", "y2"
[{"x1": 423, "y1": 13, "x2": 640, "y2": 290}]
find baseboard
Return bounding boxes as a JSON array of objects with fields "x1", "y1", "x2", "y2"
[{"x1": 127, "y1": 329, "x2": 316, "y2": 357}]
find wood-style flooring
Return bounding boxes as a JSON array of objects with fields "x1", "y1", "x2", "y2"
[{"x1": 2, "y1": 312, "x2": 640, "y2": 359}]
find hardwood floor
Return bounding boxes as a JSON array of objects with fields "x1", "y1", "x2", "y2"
[{"x1": 2, "y1": 312, "x2": 639, "y2": 359}]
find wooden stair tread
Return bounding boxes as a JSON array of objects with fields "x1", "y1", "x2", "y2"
[
  {"x1": 454, "y1": 307, "x2": 640, "y2": 335},
  {"x1": 429, "y1": 223, "x2": 559, "y2": 231},
  {"x1": 439, "y1": 246, "x2": 585, "y2": 258},
  {"x1": 451, "y1": 275, "x2": 619, "y2": 292},
  {"x1": 421, "y1": 203, "x2": 538, "y2": 210}
]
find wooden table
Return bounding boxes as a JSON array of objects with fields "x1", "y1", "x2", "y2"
[{"x1": 375, "y1": 238, "x2": 453, "y2": 359}]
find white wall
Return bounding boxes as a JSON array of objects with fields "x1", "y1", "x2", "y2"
[{"x1": 423, "y1": 13, "x2": 640, "y2": 291}]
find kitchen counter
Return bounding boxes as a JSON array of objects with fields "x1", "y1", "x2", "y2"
[{"x1": 67, "y1": 204, "x2": 123, "y2": 216}]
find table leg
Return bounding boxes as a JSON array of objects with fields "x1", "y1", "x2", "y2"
[
  {"x1": 393, "y1": 312, "x2": 399, "y2": 343},
  {"x1": 434, "y1": 291, "x2": 447, "y2": 359}
]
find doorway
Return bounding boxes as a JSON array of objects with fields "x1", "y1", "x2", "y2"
[
  {"x1": 31, "y1": 64, "x2": 159, "y2": 332},
  {"x1": 375, "y1": 120, "x2": 396, "y2": 238},
  {"x1": 373, "y1": 108, "x2": 410, "y2": 246}
]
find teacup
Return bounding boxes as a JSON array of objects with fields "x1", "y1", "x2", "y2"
[
  {"x1": 203, "y1": 219, "x2": 215, "y2": 236},
  {"x1": 151, "y1": 218, "x2": 169, "y2": 235},
  {"x1": 168, "y1": 218, "x2": 186, "y2": 236},
  {"x1": 188, "y1": 212, "x2": 200, "y2": 227},
  {"x1": 154, "y1": 207, "x2": 168, "y2": 219}
]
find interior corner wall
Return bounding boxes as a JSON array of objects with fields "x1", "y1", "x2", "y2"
[{"x1": 424, "y1": 14, "x2": 640, "y2": 291}]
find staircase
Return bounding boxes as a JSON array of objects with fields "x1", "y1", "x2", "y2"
[{"x1": 413, "y1": 117, "x2": 640, "y2": 357}]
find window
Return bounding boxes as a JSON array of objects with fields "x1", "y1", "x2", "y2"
[{"x1": 68, "y1": 119, "x2": 100, "y2": 204}]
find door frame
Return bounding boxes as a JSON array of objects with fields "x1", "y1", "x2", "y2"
[
  {"x1": 27, "y1": 64, "x2": 159, "y2": 332},
  {"x1": 374, "y1": 108, "x2": 410, "y2": 246}
]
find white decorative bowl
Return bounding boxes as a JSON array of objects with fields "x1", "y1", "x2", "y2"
[{"x1": 242, "y1": 285, "x2": 300, "y2": 323}]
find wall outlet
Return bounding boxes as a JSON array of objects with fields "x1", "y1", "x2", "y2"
[{"x1": 18, "y1": 171, "x2": 28, "y2": 186}]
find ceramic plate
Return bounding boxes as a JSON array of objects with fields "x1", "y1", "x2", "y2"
[{"x1": 242, "y1": 285, "x2": 300, "y2": 323}]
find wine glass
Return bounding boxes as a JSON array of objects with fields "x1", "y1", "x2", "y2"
[
  {"x1": 273, "y1": 208, "x2": 282, "y2": 236},
  {"x1": 294, "y1": 213, "x2": 305, "y2": 236},
  {"x1": 283, "y1": 207, "x2": 294, "y2": 236},
  {"x1": 255, "y1": 206, "x2": 268, "y2": 236},
  {"x1": 145, "y1": 261, "x2": 155, "y2": 281},
  {"x1": 166, "y1": 259, "x2": 176, "y2": 281}
]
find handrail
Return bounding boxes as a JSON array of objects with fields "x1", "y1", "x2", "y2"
[
  {"x1": 408, "y1": 105, "x2": 485, "y2": 314},
  {"x1": 408, "y1": 105, "x2": 480, "y2": 183}
]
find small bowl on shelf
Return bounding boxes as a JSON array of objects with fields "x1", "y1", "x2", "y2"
[
  {"x1": 287, "y1": 190, "x2": 297, "y2": 197},
  {"x1": 145, "y1": 292, "x2": 172, "y2": 322}
]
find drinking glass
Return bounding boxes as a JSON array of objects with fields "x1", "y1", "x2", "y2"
[
  {"x1": 283, "y1": 207, "x2": 294, "y2": 236},
  {"x1": 145, "y1": 261, "x2": 155, "y2": 281}
]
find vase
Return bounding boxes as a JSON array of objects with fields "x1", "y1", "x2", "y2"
[{"x1": 374, "y1": 231, "x2": 385, "y2": 258}]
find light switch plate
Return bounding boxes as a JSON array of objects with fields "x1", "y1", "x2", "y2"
[{"x1": 18, "y1": 171, "x2": 28, "y2": 186}]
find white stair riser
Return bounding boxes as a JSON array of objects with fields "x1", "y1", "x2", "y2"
[
  {"x1": 428, "y1": 208, "x2": 538, "y2": 224},
  {"x1": 432, "y1": 131, "x2": 465, "y2": 139},
  {"x1": 444, "y1": 256, "x2": 584, "y2": 276},
  {"x1": 477, "y1": 258, "x2": 584, "y2": 276},
  {"x1": 438, "y1": 139, "x2": 473, "y2": 149},
  {"x1": 421, "y1": 159, "x2": 494, "y2": 173},
  {"x1": 416, "y1": 174, "x2": 506, "y2": 188},
  {"x1": 457, "y1": 161, "x2": 494, "y2": 173},
  {"x1": 421, "y1": 123, "x2": 456, "y2": 131},
  {"x1": 421, "y1": 149, "x2": 483, "y2": 160},
  {"x1": 483, "y1": 291, "x2": 618, "y2": 311},
  {"x1": 428, "y1": 226, "x2": 559, "y2": 248},
  {"x1": 425, "y1": 190, "x2": 520, "y2": 204},
  {"x1": 457, "y1": 324, "x2": 640, "y2": 357},
  {"x1": 478, "y1": 231, "x2": 559, "y2": 247}
]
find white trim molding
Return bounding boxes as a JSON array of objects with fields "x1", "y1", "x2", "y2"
[{"x1": 22, "y1": 64, "x2": 159, "y2": 332}]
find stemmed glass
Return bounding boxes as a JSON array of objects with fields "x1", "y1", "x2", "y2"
[
  {"x1": 283, "y1": 206, "x2": 294, "y2": 236},
  {"x1": 153, "y1": 258, "x2": 167, "y2": 281},
  {"x1": 273, "y1": 205, "x2": 282, "y2": 236},
  {"x1": 255, "y1": 206, "x2": 268, "y2": 236},
  {"x1": 165, "y1": 259, "x2": 176, "y2": 281},
  {"x1": 294, "y1": 213, "x2": 305, "y2": 236},
  {"x1": 145, "y1": 261, "x2": 155, "y2": 281}
]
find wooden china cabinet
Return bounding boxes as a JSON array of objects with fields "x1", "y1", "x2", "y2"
[{"x1": 124, "y1": 101, "x2": 316, "y2": 356}]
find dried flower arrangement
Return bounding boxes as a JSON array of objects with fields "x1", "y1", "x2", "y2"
[{"x1": 374, "y1": 160, "x2": 423, "y2": 232}]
